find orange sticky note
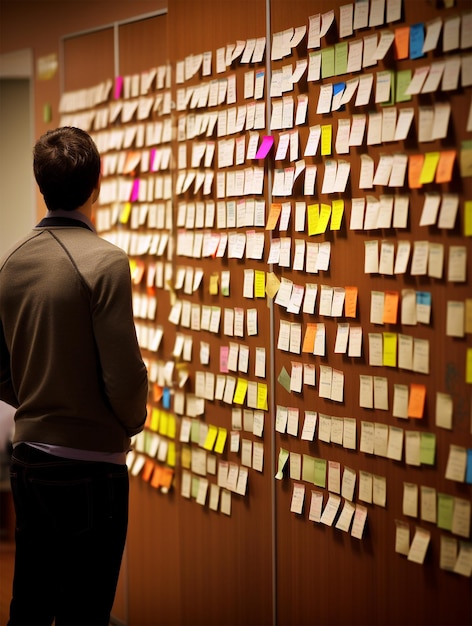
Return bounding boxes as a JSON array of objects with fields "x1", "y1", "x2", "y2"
[
  {"x1": 383, "y1": 291, "x2": 399, "y2": 324},
  {"x1": 302, "y1": 323, "x2": 317, "y2": 352},
  {"x1": 408, "y1": 154, "x2": 424, "y2": 189},
  {"x1": 345, "y1": 286, "x2": 358, "y2": 318},
  {"x1": 394, "y1": 26, "x2": 410, "y2": 60},
  {"x1": 435, "y1": 150, "x2": 456, "y2": 184},
  {"x1": 161, "y1": 468, "x2": 174, "y2": 489},
  {"x1": 408, "y1": 384, "x2": 426, "y2": 418},
  {"x1": 150, "y1": 465, "x2": 163, "y2": 488},
  {"x1": 142, "y1": 459, "x2": 155, "y2": 482},
  {"x1": 266, "y1": 203, "x2": 282, "y2": 230}
]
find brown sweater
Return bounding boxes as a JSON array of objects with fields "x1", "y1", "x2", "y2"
[{"x1": 0, "y1": 216, "x2": 148, "y2": 453}]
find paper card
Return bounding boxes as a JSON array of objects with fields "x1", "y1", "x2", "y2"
[
  {"x1": 435, "y1": 392, "x2": 453, "y2": 429},
  {"x1": 445, "y1": 444, "x2": 467, "y2": 482},
  {"x1": 395, "y1": 520, "x2": 410, "y2": 555},
  {"x1": 403, "y1": 482, "x2": 418, "y2": 517},
  {"x1": 320, "y1": 494, "x2": 341, "y2": 526},
  {"x1": 351, "y1": 504, "x2": 367, "y2": 539},
  {"x1": 407, "y1": 527, "x2": 431, "y2": 564},
  {"x1": 308, "y1": 490, "x2": 324, "y2": 523},
  {"x1": 359, "y1": 376, "x2": 373, "y2": 409},
  {"x1": 290, "y1": 483, "x2": 305, "y2": 514}
]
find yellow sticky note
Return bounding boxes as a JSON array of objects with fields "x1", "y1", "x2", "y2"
[
  {"x1": 257, "y1": 382, "x2": 268, "y2": 410},
  {"x1": 266, "y1": 203, "x2": 282, "y2": 230},
  {"x1": 466, "y1": 348, "x2": 472, "y2": 384},
  {"x1": 383, "y1": 332, "x2": 397, "y2": 367},
  {"x1": 321, "y1": 124, "x2": 332, "y2": 156},
  {"x1": 181, "y1": 445, "x2": 191, "y2": 469},
  {"x1": 119, "y1": 202, "x2": 132, "y2": 224},
  {"x1": 254, "y1": 270, "x2": 266, "y2": 298},
  {"x1": 233, "y1": 378, "x2": 248, "y2": 405},
  {"x1": 214, "y1": 427, "x2": 227, "y2": 454},
  {"x1": 307, "y1": 203, "x2": 320, "y2": 236},
  {"x1": 203, "y1": 424, "x2": 218, "y2": 451},
  {"x1": 266, "y1": 272, "x2": 281, "y2": 299},
  {"x1": 318, "y1": 203, "x2": 332, "y2": 233},
  {"x1": 150, "y1": 407, "x2": 160, "y2": 432},
  {"x1": 158, "y1": 411, "x2": 168, "y2": 436},
  {"x1": 419, "y1": 152, "x2": 440, "y2": 184},
  {"x1": 465, "y1": 201, "x2": 472, "y2": 237},
  {"x1": 167, "y1": 414, "x2": 176, "y2": 439},
  {"x1": 209, "y1": 273, "x2": 219, "y2": 295},
  {"x1": 167, "y1": 442, "x2": 176, "y2": 467},
  {"x1": 330, "y1": 199, "x2": 344, "y2": 230}
]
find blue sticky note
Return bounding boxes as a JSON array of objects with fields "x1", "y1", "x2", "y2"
[
  {"x1": 466, "y1": 449, "x2": 472, "y2": 484},
  {"x1": 410, "y1": 23, "x2": 425, "y2": 60},
  {"x1": 416, "y1": 292, "x2": 431, "y2": 306},
  {"x1": 162, "y1": 387, "x2": 171, "y2": 409},
  {"x1": 333, "y1": 82, "x2": 345, "y2": 96}
]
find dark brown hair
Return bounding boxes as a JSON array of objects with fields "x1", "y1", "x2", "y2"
[{"x1": 33, "y1": 127, "x2": 101, "y2": 211}]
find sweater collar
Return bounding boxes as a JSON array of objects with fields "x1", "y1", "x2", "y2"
[{"x1": 36, "y1": 209, "x2": 96, "y2": 233}]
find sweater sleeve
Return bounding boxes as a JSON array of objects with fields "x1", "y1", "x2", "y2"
[
  {"x1": 91, "y1": 251, "x2": 148, "y2": 436},
  {"x1": 0, "y1": 321, "x2": 18, "y2": 409}
]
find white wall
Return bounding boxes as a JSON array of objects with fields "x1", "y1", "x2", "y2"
[{"x1": 0, "y1": 50, "x2": 35, "y2": 256}]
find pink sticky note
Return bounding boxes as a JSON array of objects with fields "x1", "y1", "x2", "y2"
[
  {"x1": 219, "y1": 346, "x2": 229, "y2": 373},
  {"x1": 255, "y1": 135, "x2": 274, "y2": 159},
  {"x1": 114, "y1": 76, "x2": 124, "y2": 100},
  {"x1": 149, "y1": 148, "x2": 157, "y2": 172},
  {"x1": 130, "y1": 179, "x2": 140, "y2": 202}
]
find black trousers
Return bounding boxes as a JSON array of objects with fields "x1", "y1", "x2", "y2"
[{"x1": 8, "y1": 444, "x2": 129, "y2": 626}]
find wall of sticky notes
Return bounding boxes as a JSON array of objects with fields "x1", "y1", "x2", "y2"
[{"x1": 58, "y1": 1, "x2": 471, "y2": 624}]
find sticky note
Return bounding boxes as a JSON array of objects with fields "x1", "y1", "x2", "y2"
[
  {"x1": 257, "y1": 382, "x2": 268, "y2": 410},
  {"x1": 203, "y1": 425, "x2": 218, "y2": 451},
  {"x1": 408, "y1": 154, "x2": 424, "y2": 189},
  {"x1": 420, "y1": 432, "x2": 436, "y2": 465},
  {"x1": 233, "y1": 378, "x2": 248, "y2": 404},
  {"x1": 419, "y1": 152, "x2": 440, "y2": 184},
  {"x1": 302, "y1": 324, "x2": 317, "y2": 353},
  {"x1": 410, "y1": 23, "x2": 425, "y2": 60},
  {"x1": 330, "y1": 199, "x2": 344, "y2": 230},
  {"x1": 466, "y1": 348, "x2": 472, "y2": 384},
  {"x1": 307, "y1": 204, "x2": 320, "y2": 235},
  {"x1": 408, "y1": 384, "x2": 426, "y2": 418},
  {"x1": 266, "y1": 203, "x2": 282, "y2": 230},
  {"x1": 464, "y1": 201, "x2": 472, "y2": 237},
  {"x1": 314, "y1": 458, "x2": 327, "y2": 488},
  {"x1": 345, "y1": 286, "x2": 358, "y2": 318},
  {"x1": 321, "y1": 124, "x2": 332, "y2": 156},
  {"x1": 436, "y1": 150, "x2": 456, "y2": 184},
  {"x1": 394, "y1": 26, "x2": 410, "y2": 60},
  {"x1": 255, "y1": 135, "x2": 274, "y2": 159},
  {"x1": 119, "y1": 202, "x2": 132, "y2": 224},
  {"x1": 437, "y1": 493, "x2": 454, "y2": 530},
  {"x1": 254, "y1": 270, "x2": 266, "y2": 298},
  {"x1": 214, "y1": 427, "x2": 227, "y2": 454},
  {"x1": 383, "y1": 332, "x2": 397, "y2": 367},
  {"x1": 383, "y1": 291, "x2": 399, "y2": 324}
]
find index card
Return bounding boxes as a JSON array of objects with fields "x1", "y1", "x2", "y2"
[
  {"x1": 359, "y1": 471, "x2": 373, "y2": 503},
  {"x1": 356, "y1": 73, "x2": 374, "y2": 106},
  {"x1": 360, "y1": 421, "x2": 374, "y2": 454},
  {"x1": 403, "y1": 482, "x2": 418, "y2": 517},
  {"x1": 407, "y1": 527, "x2": 431, "y2": 564},
  {"x1": 435, "y1": 392, "x2": 453, "y2": 429},
  {"x1": 395, "y1": 520, "x2": 410, "y2": 555},
  {"x1": 374, "y1": 423, "x2": 388, "y2": 457},
  {"x1": 359, "y1": 374, "x2": 374, "y2": 409},
  {"x1": 387, "y1": 426, "x2": 403, "y2": 461},
  {"x1": 359, "y1": 154, "x2": 374, "y2": 188},
  {"x1": 368, "y1": 333, "x2": 383, "y2": 366},
  {"x1": 374, "y1": 376, "x2": 389, "y2": 410},
  {"x1": 349, "y1": 114, "x2": 367, "y2": 146},
  {"x1": 348, "y1": 326, "x2": 362, "y2": 357},
  {"x1": 445, "y1": 444, "x2": 467, "y2": 482},
  {"x1": 447, "y1": 246, "x2": 467, "y2": 282},
  {"x1": 364, "y1": 240, "x2": 379, "y2": 273},
  {"x1": 442, "y1": 55, "x2": 461, "y2": 91},
  {"x1": 320, "y1": 494, "x2": 341, "y2": 526},
  {"x1": 290, "y1": 483, "x2": 305, "y2": 514}
]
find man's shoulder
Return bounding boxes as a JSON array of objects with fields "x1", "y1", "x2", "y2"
[{"x1": 0, "y1": 230, "x2": 43, "y2": 271}]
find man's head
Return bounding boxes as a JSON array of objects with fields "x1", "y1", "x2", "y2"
[{"x1": 33, "y1": 126, "x2": 101, "y2": 212}]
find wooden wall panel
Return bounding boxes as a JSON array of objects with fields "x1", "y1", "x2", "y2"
[
  {"x1": 269, "y1": 0, "x2": 472, "y2": 624},
  {"x1": 58, "y1": 2, "x2": 471, "y2": 625}
]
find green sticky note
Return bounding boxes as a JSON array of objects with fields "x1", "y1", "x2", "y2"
[
  {"x1": 381, "y1": 72, "x2": 395, "y2": 106},
  {"x1": 314, "y1": 458, "x2": 327, "y2": 488},
  {"x1": 190, "y1": 418, "x2": 200, "y2": 444},
  {"x1": 420, "y1": 432, "x2": 436, "y2": 465},
  {"x1": 191, "y1": 476, "x2": 200, "y2": 499},
  {"x1": 396, "y1": 69, "x2": 412, "y2": 103},
  {"x1": 302, "y1": 454, "x2": 316, "y2": 483},
  {"x1": 437, "y1": 493, "x2": 454, "y2": 530},
  {"x1": 334, "y1": 42, "x2": 348, "y2": 76},
  {"x1": 277, "y1": 366, "x2": 291, "y2": 392},
  {"x1": 321, "y1": 46, "x2": 335, "y2": 78},
  {"x1": 276, "y1": 448, "x2": 289, "y2": 479}
]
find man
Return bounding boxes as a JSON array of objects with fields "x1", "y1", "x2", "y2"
[{"x1": 0, "y1": 126, "x2": 148, "y2": 625}]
